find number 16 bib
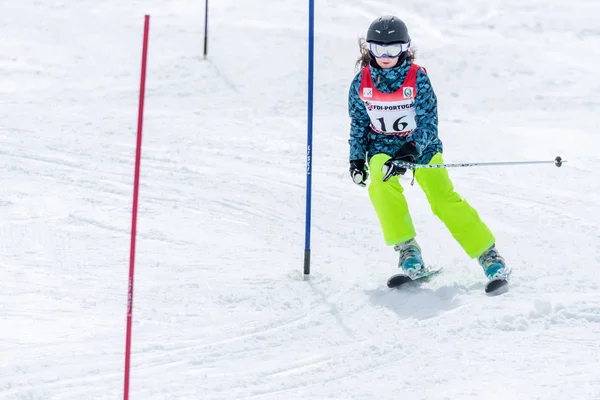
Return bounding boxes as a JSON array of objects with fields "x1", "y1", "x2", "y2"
[{"x1": 358, "y1": 63, "x2": 423, "y2": 136}]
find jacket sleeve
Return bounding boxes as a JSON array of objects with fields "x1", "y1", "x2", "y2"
[
  {"x1": 348, "y1": 73, "x2": 370, "y2": 162},
  {"x1": 409, "y1": 68, "x2": 438, "y2": 155}
]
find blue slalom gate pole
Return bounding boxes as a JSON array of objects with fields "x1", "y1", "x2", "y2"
[{"x1": 304, "y1": 0, "x2": 315, "y2": 280}]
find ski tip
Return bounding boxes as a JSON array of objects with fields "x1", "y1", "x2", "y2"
[
  {"x1": 485, "y1": 278, "x2": 509, "y2": 295},
  {"x1": 387, "y1": 273, "x2": 411, "y2": 288}
]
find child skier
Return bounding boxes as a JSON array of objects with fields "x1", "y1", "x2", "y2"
[{"x1": 347, "y1": 15, "x2": 511, "y2": 287}]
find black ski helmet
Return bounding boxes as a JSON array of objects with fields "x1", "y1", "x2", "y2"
[{"x1": 366, "y1": 15, "x2": 410, "y2": 44}]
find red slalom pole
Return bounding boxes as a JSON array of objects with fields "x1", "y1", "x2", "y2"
[{"x1": 124, "y1": 14, "x2": 150, "y2": 400}]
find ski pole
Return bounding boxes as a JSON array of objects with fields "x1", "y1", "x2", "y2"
[{"x1": 389, "y1": 155, "x2": 565, "y2": 170}]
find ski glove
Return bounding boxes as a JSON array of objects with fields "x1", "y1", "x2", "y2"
[
  {"x1": 349, "y1": 159, "x2": 369, "y2": 187},
  {"x1": 382, "y1": 142, "x2": 419, "y2": 182}
]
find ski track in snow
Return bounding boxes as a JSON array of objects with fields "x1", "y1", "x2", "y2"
[{"x1": 1, "y1": 0, "x2": 600, "y2": 399}]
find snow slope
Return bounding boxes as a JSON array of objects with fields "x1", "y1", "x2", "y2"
[{"x1": 1, "y1": 0, "x2": 599, "y2": 399}]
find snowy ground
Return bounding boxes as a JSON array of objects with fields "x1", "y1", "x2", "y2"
[{"x1": 1, "y1": 0, "x2": 600, "y2": 399}]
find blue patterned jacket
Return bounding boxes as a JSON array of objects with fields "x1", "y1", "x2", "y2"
[{"x1": 348, "y1": 60, "x2": 442, "y2": 165}]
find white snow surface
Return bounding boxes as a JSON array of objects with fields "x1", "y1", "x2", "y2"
[{"x1": 2, "y1": 0, "x2": 600, "y2": 399}]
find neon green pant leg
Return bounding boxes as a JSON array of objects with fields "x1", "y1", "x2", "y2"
[
  {"x1": 368, "y1": 154, "x2": 416, "y2": 246},
  {"x1": 415, "y1": 153, "x2": 495, "y2": 258}
]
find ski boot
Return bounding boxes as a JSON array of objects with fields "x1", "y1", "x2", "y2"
[
  {"x1": 478, "y1": 244, "x2": 511, "y2": 293},
  {"x1": 393, "y1": 239, "x2": 424, "y2": 279},
  {"x1": 478, "y1": 244, "x2": 510, "y2": 279}
]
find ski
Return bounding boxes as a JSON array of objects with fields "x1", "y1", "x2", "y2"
[
  {"x1": 387, "y1": 265, "x2": 509, "y2": 294},
  {"x1": 485, "y1": 278, "x2": 509, "y2": 295},
  {"x1": 387, "y1": 266, "x2": 442, "y2": 289}
]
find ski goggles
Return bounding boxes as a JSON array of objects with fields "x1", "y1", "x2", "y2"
[{"x1": 368, "y1": 41, "x2": 410, "y2": 58}]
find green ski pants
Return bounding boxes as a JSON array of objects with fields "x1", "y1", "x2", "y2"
[{"x1": 368, "y1": 152, "x2": 495, "y2": 259}]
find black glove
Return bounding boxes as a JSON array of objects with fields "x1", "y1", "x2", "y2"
[
  {"x1": 382, "y1": 142, "x2": 419, "y2": 182},
  {"x1": 349, "y1": 159, "x2": 369, "y2": 187}
]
